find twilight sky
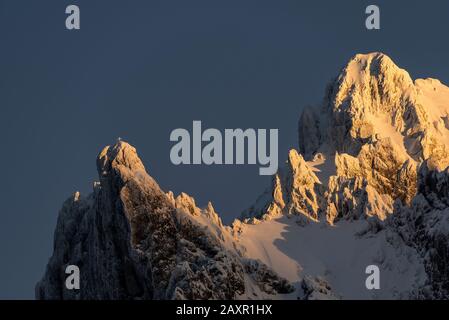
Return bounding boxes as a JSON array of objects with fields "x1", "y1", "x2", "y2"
[{"x1": 1, "y1": 0, "x2": 449, "y2": 299}]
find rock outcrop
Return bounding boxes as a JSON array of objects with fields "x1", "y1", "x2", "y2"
[
  {"x1": 36, "y1": 141, "x2": 293, "y2": 300},
  {"x1": 245, "y1": 52, "x2": 449, "y2": 225}
]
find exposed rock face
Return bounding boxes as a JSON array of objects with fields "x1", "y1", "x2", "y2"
[
  {"x1": 308, "y1": 53, "x2": 449, "y2": 168},
  {"x1": 240, "y1": 52, "x2": 449, "y2": 298},
  {"x1": 241, "y1": 150, "x2": 321, "y2": 223},
  {"x1": 36, "y1": 141, "x2": 293, "y2": 300},
  {"x1": 246, "y1": 52, "x2": 449, "y2": 224}
]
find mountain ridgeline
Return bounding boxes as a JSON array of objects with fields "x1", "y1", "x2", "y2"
[{"x1": 37, "y1": 53, "x2": 449, "y2": 300}]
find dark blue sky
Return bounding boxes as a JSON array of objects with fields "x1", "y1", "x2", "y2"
[{"x1": 1, "y1": 0, "x2": 449, "y2": 299}]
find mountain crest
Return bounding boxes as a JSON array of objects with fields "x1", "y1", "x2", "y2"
[
  {"x1": 251, "y1": 52, "x2": 449, "y2": 224},
  {"x1": 37, "y1": 138, "x2": 294, "y2": 300}
]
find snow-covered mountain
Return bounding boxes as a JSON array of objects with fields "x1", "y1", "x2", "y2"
[
  {"x1": 35, "y1": 141, "x2": 293, "y2": 299},
  {"x1": 37, "y1": 53, "x2": 449, "y2": 300}
]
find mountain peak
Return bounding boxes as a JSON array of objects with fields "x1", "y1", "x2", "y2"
[
  {"x1": 330, "y1": 52, "x2": 414, "y2": 118},
  {"x1": 97, "y1": 140, "x2": 146, "y2": 177},
  {"x1": 38, "y1": 141, "x2": 294, "y2": 300},
  {"x1": 276, "y1": 52, "x2": 449, "y2": 223},
  {"x1": 299, "y1": 52, "x2": 449, "y2": 169},
  {"x1": 339, "y1": 52, "x2": 410, "y2": 83}
]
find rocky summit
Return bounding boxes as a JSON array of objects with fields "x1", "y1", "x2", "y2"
[{"x1": 37, "y1": 53, "x2": 449, "y2": 300}]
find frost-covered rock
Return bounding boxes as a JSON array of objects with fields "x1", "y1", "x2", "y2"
[
  {"x1": 244, "y1": 52, "x2": 449, "y2": 222},
  {"x1": 242, "y1": 150, "x2": 321, "y2": 223},
  {"x1": 36, "y1": 141, "x2": 293, "y2": 300},
  {"x1": 388, "y1": 161, "x2": 449, "y2": 299},
  {"x1": 299, "y1": 276, "x2": 340, "y2": 300},
  {"x1": 38, "y1": 52, "x2": 449, "y2": 300},
  {"x1": 241, "y1": 52, "x2": 449, "y2": 299}
]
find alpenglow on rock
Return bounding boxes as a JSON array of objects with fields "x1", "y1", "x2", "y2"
[
  {"x1": 38, "y1": 52, "x2": 449, "y2": 300},
  {"x1": 246, "y1": 52, "x2": 449, "y2": 225},
  {"x1": 240, "y1": 52, "x2": 449, "y2": 299},
  {"x1": 36, "y1": 141, "x2": 294, "y2": 300}
]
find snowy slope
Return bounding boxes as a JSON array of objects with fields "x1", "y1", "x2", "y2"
[{"x1": 237, "y1": 216, "x2": 426, "y2": 299}]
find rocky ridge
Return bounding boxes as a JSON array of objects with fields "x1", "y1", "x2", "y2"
[{"x1": 36, "y1": 142, "x2": 294, "y2": 299}]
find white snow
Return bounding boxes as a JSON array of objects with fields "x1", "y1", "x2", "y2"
[
  {"x1": 237, "y1": 215, "x2": 426, "y2": 299},
  {"x1": 415, "y1": 78, "x2": 449, "y2": 148}
]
